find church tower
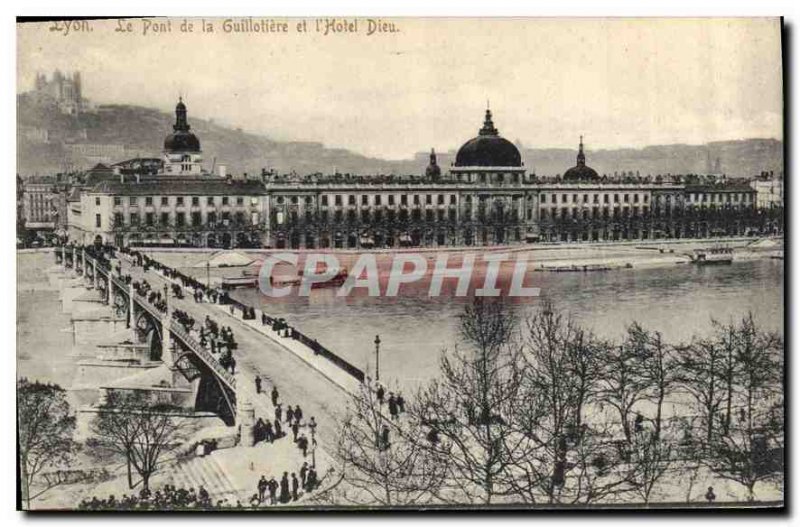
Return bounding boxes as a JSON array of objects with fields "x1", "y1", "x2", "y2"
[{"x1": 163, "y1": 98, "x2": 204, "y2": 175}]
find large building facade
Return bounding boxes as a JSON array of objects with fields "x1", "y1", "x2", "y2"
[
  {"x1": 62, "y1": 100, "x2": 775, "y2": 250},
  {"x1": 67, "y1": 100, "x2": 269, "y2": 248},
  {"x1": 266, "y1": 109, "x2": 538, "y2": 249}
]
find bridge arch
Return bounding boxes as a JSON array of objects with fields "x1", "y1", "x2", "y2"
[{"x1": 134, "y1": 309, "x2": 163, "y2": 362}]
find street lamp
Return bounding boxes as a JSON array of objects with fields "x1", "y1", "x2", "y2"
[
  {"x1": 374, "y1": 335, "x2": 381, "y2": 382},
  {"x1": 206, "y1": 260, "x2": 211, "y2": 290},
  {"x1": 309, "y1": 418, "x2": 317, "y2": 468}
]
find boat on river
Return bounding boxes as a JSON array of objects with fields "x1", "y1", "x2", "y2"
[{"x1": 692, "y1": 247, "x2": 734, "y2": 265}]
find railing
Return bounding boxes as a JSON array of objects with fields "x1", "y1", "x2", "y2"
[
  {"x1": 258, "y1": 311, "x2": 365, "y2": 383},
  {"x1": 110, "y1": 275, "x2": 129, "y2": 293},
  {"x1": 293, "y1": 330, "x2": 366, "y2": 383},
  {"x1": 169, "y1": 323, "x2": 237, "y2": 390},
  {"x1": 136, "y1": 296, "x2": 163, "y2": 320}
]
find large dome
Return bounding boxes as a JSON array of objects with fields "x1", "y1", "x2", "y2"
[
  {"x1": 563, "y1": 137, "x2": 599, "y2": 182},
  {"x1": 454, "y1": 109, "x2": 522, "y2": 168},
  {"x1": 164, "y1": 130, "x2": 201, "y2": 153},
  {"x1": 164, "y1": 98, "x2": 201, "y2": 153}
]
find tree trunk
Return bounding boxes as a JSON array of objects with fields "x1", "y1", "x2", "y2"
[{"x1": 127, "y1": 455, "x2": 133, "y2": 489}]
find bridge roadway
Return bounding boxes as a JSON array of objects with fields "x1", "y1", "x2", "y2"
[{"x1": 117, "y1": 255, "x2": 352, "y2": 456}]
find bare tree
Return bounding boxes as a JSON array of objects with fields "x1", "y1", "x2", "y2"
[
  {"x1": 696, "y1": 315, "x2": 783, "y2": 501},
  {"x1": 596, "y1": 330, "x2": 652, "y2": 445},
  {"x1": 627, "y1": 323, "x2": 676, "y2": 441},
  {"x1": 90, "y1": 390, "x2": 188, "y2": 492},
  {"x1": 624, "y1": 428, "x2": 675, "y2": 505},
  {"x1": 413, "y1": 298, "x2": 525, "y2": 505},
  {"x1": 515, "y1": 302, "x2": 627, "y2": 504},
  {"x1": 17, "y1": 379, "x2": 78, "y2": 509},
  {"x1": 332, "y1": 383, "x2": 446, "y2": 506}
]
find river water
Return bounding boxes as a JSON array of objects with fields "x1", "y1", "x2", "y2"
[
  {"x1": 17, "y1": 251, "x2": 784, "y2": 395},
  {"x1": 230, "y1": 258, "x2": 784, "y2": 392}
]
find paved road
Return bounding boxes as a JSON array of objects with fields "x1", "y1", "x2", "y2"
[{"x1": 118, "y1": 256, "x2": 352, "y2": 456}]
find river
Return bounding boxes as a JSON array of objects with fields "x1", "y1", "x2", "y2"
[{"x1": 230, "y1": 258, "x2": 784, "y2": 392}]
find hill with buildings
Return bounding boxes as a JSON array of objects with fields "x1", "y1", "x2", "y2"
[{"x1": 17, "y1": 93, "x2": 783, "y2": 179}]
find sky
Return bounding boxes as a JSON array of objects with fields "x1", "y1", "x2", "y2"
[{"x1": 17, "y1": 17, "x2": 783, "y2": 160}]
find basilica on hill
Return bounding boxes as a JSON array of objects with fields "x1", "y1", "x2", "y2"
[{"x1": 62, "y1": 98, "x2": 771, "y2": 250}]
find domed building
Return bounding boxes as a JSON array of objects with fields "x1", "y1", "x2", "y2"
[
  {"x1": 163, "y1": 98, "x2": 204, "y2": 175},
  {"x1": 562, "y1": 136, "x2": 600, "y2": 183},
  {"x1": 450, "y1": 107, "x2": 527, "y2": 185}
]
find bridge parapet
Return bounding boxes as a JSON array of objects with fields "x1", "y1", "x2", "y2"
[{"x1": 170, "y1": 323, "x2": 237, "y2": 391}]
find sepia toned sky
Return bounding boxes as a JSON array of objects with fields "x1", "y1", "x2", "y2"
[{"x1": 17, "y1": 17, "x2": 783, "y2": 159}]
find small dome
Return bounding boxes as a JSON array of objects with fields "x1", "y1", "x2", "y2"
[
  {"x1": 563, "y1": 136, "x2": 599, "y2": 182},
  {"x1": 454, "y1": 109, "x2": 522, "y2": 168},
  {"x1": 164, "y1": 98, "x2": 201, "y2": 153},
  {"x1": 563, "y1": 164, "x2": 600, "y2": 182}
]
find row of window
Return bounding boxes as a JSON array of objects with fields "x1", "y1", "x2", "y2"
[
  {"x1": 276, "y1": 194, "x2": 468, "y2": 207},
  {"x1": 112, "y1": 210, "x2": 255, "y2": 228},
  {"x1": 277, "y1": 207, "x2": 530, "y2": 225},
  {"x1": 106, "y1": 196, "x2": 253, "y2": 207},
  {"x1": 541, "y1": 193, "x2": 650, "y2": 205},
  {"x1": 688, "y1": 193, "x2": 753, "y2": 203},
  {"x1": 541, "y1": 207, "x2": 650, "y2": 220}
]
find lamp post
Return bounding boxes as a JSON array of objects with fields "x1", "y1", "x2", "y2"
[
  {"x1": 309, "y1": 417, "x2": 317, "y2": 468},
  {"x1": 374, "y1": 335, "x2": 381, "y2": 382},
  {"x1": 206, "y1": 260, "x2": 211, "y2": 290}
]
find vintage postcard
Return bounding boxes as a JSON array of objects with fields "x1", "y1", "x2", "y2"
[{"x1": 16, "y1": 17, "x2": 784, "y2": 511}]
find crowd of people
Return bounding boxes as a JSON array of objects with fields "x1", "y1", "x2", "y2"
[
  {"x1": 248, "y1": 380, "x2": 322, "y2": 506},
  {"x1": 376, "y1": 384, "x2": 407, "y2": 421},
  {"x1": 252, "y1": 462, "x2": 320, "y2": 506},
  {"x1": 77, "y1": 484, "x2": 233, "y2": 510}
]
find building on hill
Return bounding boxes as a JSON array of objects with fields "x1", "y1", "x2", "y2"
[{"x1": 32, "y1": 70, "x2": 87, "y2": 115}]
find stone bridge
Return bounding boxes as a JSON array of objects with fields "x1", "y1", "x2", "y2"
[{"x1": 56, "y1": 246, "x2": 238, "y2": 426}]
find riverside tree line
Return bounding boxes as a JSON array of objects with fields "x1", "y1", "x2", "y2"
[
  {"x1": 319, "y1": 300, "x2": 783, "y2": 506},
  {"x1": 17, "y1": 299, "x2": 783, "y2": 509}
]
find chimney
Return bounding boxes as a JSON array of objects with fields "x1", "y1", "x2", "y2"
[{"x1": 218, "y1": 164, "x2": 227, "y2": 179}]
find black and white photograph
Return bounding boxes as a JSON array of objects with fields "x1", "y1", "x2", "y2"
[{"x1": 14, "y1": 15, "x2": 785, "y2": 511}]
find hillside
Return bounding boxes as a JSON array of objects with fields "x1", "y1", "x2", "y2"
[{"x1": 17, "y1": 95, "x2": 783, "y2": 178}]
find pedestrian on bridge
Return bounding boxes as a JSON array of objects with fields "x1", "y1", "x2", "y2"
[
  {"x1": 279, "y1": 472, "x2": 290, "y2": 504},
  {"x1": 274, "y1": 418, "x2": 283, "y2": 439},
  {"x1": 298, "y1": 434, "x2": 309, "y2": 458},
  {"x1": 286, "y1": 406, "x2": 295, "y2": 424},
  {"x1": 268, "y1": 477, "x2": 278, "y2": 505},
  {"x1": 229, "y1": 356, "x2": 237, "y2": 375},
  {"x1": 377, "y1": 384, "x2": 385, "y2": 406},
  {"x1": 255, "y1": 375, "x2": 262, "y2": 394},
  {"x1": 291, "y1": 473, "x2": 299, "y2": 501},
  {"x1": 291, "y1": 420, "x2": 300, "y2": 443},
  {"x1": 294, "y1": 405, "x2": 303, "y2": 424},
  {"x1": 257, "y1": 475, "x2": 268, "y2": 503},
  {"x1": 275, "y1": 403, "x2": 283, "y2": 422},
  {"x1": 271, "y1": 386, "x2": 280, "y2": 407},
  {"x1": 300, "y1": 462, "x2": 308, "y2": 488},
  {"x1": 264, "y1": 420, "x2": 275, "y2": 443},
  {"x1": 305, "y1": 468, "x2": 318, "y2": 492},
  {"x1": 388, "y1": 394, "x2": 399, "y2": 421}
]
